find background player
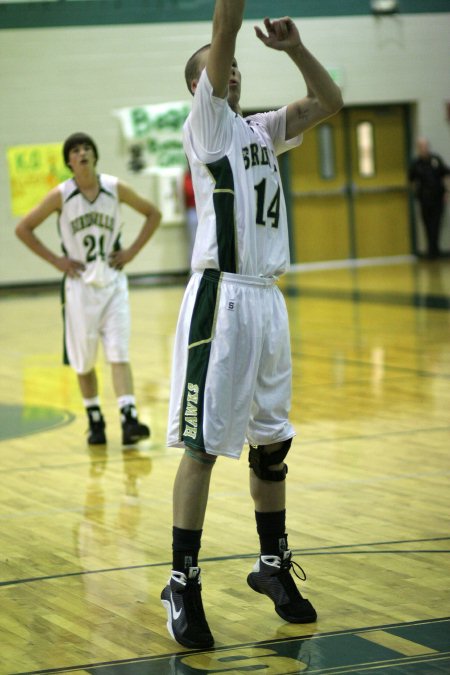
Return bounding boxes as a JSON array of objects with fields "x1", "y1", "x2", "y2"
[{"x1": 16, "y1": 132, "x2": 161, "y2": 446}]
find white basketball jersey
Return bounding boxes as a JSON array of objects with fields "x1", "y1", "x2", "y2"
[
  {"x1": 184, "y1": 69, "x2": 302, "y2": 278},
  {"x1": 57, "y1": 174, "x2": 122, "y2": 271}
]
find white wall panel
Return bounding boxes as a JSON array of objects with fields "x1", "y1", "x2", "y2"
[{"x1": 1, "y1": 14, "x2": 449, "y2": 284}]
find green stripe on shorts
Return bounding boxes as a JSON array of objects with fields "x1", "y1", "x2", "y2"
[{"x1": 181, "y1": 270, "x2": 221, "y2": 450}]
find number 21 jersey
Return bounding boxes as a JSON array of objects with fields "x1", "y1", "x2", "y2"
[{"x1": 57, "y1": 173, "x2": 122, "y2": 268}]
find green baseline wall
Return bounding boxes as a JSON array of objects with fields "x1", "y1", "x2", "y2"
[{"x1": 1, "y1": 0, "x2": 450, "y2": 30}]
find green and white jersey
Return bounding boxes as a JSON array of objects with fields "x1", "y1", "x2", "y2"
[
  {"x1": 184, "y1": 69, "x2": 302, "y2": 278},
  {"x1": 58, "y1": 174, "x2": 122, "y2": 286}
]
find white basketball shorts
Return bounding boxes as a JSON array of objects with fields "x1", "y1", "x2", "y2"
[
  {"x1": 63, "y1": 273, "x2": 130, "y2": 374},
  {"x1": 167, "y1": 270, "x2": 295, "y2": 459}
]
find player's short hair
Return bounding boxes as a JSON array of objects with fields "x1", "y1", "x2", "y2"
[
  {"x1": 63, "y1": 132, "x2": 99, "y2": 167},
  {"x1": 184, "y1": 43, "x2": 211, "y2": 95}
]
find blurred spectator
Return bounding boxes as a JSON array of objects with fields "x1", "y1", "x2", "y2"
[{"x1": 409, "y1": 137, "x2": 450, "y2": 259}]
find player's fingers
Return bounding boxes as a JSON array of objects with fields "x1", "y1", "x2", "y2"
[
  {"x1": 254, "y1": 25, "x2": 265, "y2": 40},
  {"x1": 275, "y1": 20, "x2": 288, "y2": 40}
]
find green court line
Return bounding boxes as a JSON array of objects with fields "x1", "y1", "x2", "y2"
[
  {"x1": 15, "y1": 617, "x2": 450, "y2": 675},
  {"x1": 0, "y1": 404, "x2": 75, "y2": 441},
  {"x1": 284, "y1": 284, "x2": 450, "y2": 310},
  {"x1": 1, "y1": 537, "x2": 448, "y2": 588}
]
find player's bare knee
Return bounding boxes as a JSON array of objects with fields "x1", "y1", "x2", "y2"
[{"x1": 248, "y1": 438, "x2": 292, "y2": 481}]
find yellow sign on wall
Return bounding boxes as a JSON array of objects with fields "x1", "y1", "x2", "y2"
[{"x1": 7, "y1": 143, "x2": 72, "y2": 216}]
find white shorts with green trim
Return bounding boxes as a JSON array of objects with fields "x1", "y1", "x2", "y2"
[
  {"x1": 63, "y1": 273, "x2": 130, "y2": 374},
  {"x1": 167, "y1": 270, "x2": 295, "y2": 459}
]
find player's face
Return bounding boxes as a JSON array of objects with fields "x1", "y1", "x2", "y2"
[
  {"x1": 227, "y1": 58, "x2": 241, "y2": 108},
  {"x1": 193, "y1": 51, "x2": 242, "y2": 107},
  {"x1": 68, "y1": 143, "x2": 96, "y2": 171}
]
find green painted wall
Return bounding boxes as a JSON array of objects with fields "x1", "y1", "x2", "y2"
[{"x1": 1, "y1": 0, "x2": 449, "y2": 30}]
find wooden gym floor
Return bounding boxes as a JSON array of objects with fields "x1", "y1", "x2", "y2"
[{"x1": 0, "y1": 259, "x2": 449, "y2": 675}]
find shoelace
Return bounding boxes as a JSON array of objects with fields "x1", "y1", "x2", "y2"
[
  {"x1": 183, "y1": 574, "x2": 210, "y2": 626},
  {"x1": 280, "y1": 556, "x2": 307, "y2": 582}
]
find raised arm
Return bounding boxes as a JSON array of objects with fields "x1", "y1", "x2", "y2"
[
  {"x1": 206, "y1": 0, "x2": 245, "y2": 97},
  {"x1": 15, "y1": 188, "x2": 85, "y2": 277},
  {"x1": 255, "y1": 17, "x2": 343, "y2": 139},
  {"x1": 108, "y1": 181, "x2": 162, "y2": 270}
]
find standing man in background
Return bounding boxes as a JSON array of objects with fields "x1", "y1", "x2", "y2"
[
  {"x1": 161, "y1": 0, "x2": 343, "y2": 650},
  {"x1": 16, "y1": 132, "x2": 161, "y2": 446},
  {"x1": 409, "y1": 137, "x2": 450, "y2": 259}
]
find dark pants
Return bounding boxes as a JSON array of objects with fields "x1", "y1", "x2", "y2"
[{"x1": 419, "y1": 199, "x2": 444, "y2": 257}]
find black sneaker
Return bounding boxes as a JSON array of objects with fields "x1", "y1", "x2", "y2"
[
  {"x1": 247, "y1": 550, "x2": 317, "y2": 623},
  {"x1": 121, "y1": 405, "x2": 150, "y2": 445},
  {"x1": 161, "y1": 567, "x2": 214, "y2": 649},
  {"x1": 87, "y1": 407, "x2": 106, "y2": 445}
]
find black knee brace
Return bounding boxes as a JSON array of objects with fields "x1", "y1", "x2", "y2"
[{"x1": 248, "y1": 438, "x2": 292, "y2": 482}]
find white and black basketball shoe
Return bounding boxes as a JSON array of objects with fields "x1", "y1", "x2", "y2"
[
  {"x1": 247, "y1": 550, "x2": 317, "y2": 623},
  {"x1": 161, "y1": 567, "x2": 214, "y2": 649}
]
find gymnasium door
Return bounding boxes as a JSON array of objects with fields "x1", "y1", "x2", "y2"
[{"x1": 289, "y1": 105, "x2": 411, "y2": 263}]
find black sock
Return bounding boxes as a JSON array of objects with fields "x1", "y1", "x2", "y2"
[
  {"x1": 255, "y1": 510, "x2": 288, "y2": 556},
  {"x1": 172, "y1": 526, "x2": 202, "y2": 572}
]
